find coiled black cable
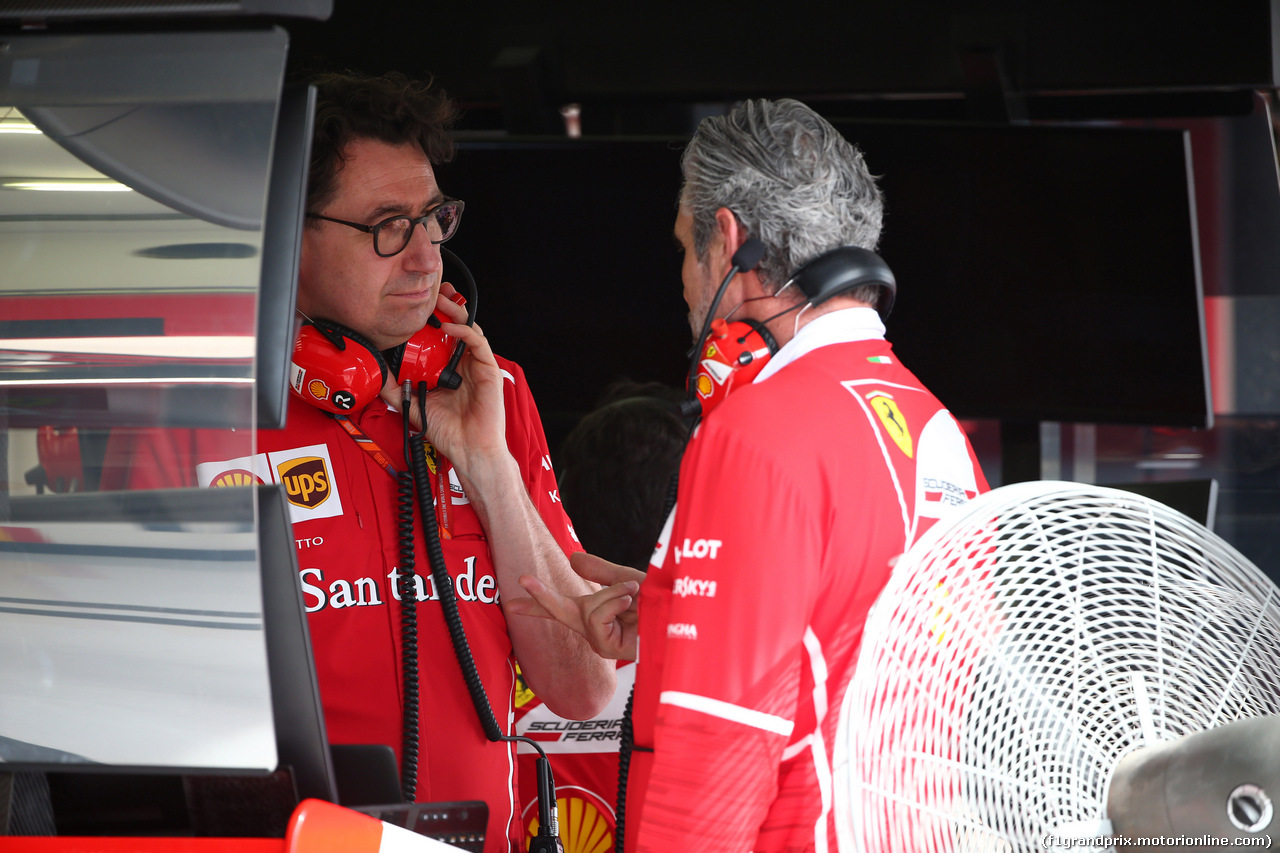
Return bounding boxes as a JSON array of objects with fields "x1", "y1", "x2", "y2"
[
  {"x1": 397, "y1": 388, "x2": 422, "y2": 802},
  {"x1": 387, "y1": 250, "x2": 560, "y2": 843},
  {"x1": 402, "y1": 384, "x2": 565, "y2": 847},
  {"x1": 614, "y1": 684, "x2": 635, "y2": 851},
  {"x1": 407, "y1": 382, "x2": 504, "y2": 742}
]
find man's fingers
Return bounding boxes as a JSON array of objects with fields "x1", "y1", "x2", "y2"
[
  {"x1": 570, "y1": 551, "x2": 647, "y2": 588},
  {"x1": 516, "y1": 574, "x2": 585, "y2": 635},
  {"x1": 440, "y1": 321, "x2": 495, "y2": 365},
  {"x1": 441, "y1": 319, "x2": 485, "y2": 340},
  {"x1": 504, "y1": 595, "x2": 552, "y2": 621},
  {"x1": 573, "y1": 581, "x2": 640, "y2": 624},
  {"x1": 585, "y1": 593, "x2": 634, "y2": 628},
  {"x1": 584, "y1": 599, "x2": 639, "y2": 660},
  {"x1": 434, "y1": 284, "x2": 467, "y2": 323},
  {"x1": 514, "y1": 573, "x2": 640, "y2": 660}
]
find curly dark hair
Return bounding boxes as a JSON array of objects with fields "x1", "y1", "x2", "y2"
[{"x1": 305, "y1": 70, "x2": 459, "y2": 212}]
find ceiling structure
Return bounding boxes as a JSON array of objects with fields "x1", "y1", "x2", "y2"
[{"x1": 278, "y1": 1, "x2": 1280, "y2": 133}]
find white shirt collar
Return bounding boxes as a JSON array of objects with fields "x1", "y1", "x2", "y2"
[{"x1": 753, "y1": 307, "x2": 885, "y2": 384}]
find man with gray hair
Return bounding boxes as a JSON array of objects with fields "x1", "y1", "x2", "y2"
[{"x1": 515, "y1": 98, "x2": 988, "y2": 851}]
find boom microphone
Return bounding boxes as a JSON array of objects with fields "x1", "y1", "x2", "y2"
[
  {"x1": 731, "y1": 238, "x2": 765, "y2": 273},
  {"x1": 682, "y1": 238, "x2": 766, "y2": 419}
]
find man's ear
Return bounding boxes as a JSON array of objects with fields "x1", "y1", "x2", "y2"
[
  {"x1": 711, "y1": 207, "x2": 745, "y2": 277},
  {"x1": 706, "y1": 207, "x2": 772, "y2": 303},
  {"x1": 711, "y1": 207, "x2": 770, "y2": 298}
]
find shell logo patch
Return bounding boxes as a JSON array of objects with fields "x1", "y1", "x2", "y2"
[
  {"x1": 523, "y1": 787, "x2": 615, "y2": 853},
  {"x1": 197, "y1": 444, "x2": 342, "y2": 524},
  {"x1": 277, "y1": 456, "x2": 331, "y2": 509},
  {"x1": 211, "y1": 469, "x2": 265, "y2": 487},
  {"x1": 867, "y1": 392, "x2": 913, "y2": 458},
  {"x1": 696, "y1": 359, "x2": 734, "y2": 399},
  {"x1": 307, "y1": 378, "x2": 330, "y2": 401}
]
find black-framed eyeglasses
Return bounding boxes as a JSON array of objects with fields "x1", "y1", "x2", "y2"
[{"x1": 306, "y1": 200, "x2": 465, "y2": 257}]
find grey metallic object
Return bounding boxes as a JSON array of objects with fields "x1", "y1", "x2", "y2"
[
  {"x1": 0, "y1": 27, "x2": 305, "y2": 430},
  {"x1": 4, "y1": 29, "x2": 288, "y2": 230},
  {"x1": 1108, "y1": 714, "x2": 1280, "y2": 845},
  {"x1": 0, "y1": 1, "x2": 332, "y2": 22}
]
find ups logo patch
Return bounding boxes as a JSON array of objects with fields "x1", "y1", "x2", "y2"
[{"x1": 278, "y1": 456, "x2": 331, "y2": 509}]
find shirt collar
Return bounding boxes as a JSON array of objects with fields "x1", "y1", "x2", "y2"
[{"x1": 753, "y1": 307, "x2": 885, "y2": 384}]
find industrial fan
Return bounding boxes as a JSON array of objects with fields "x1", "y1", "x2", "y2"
[{"x1": 834, "y1": 481, "x2": 1280, "y2": 851}]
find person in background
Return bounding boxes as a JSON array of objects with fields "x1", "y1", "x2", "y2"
[{"x1": 556, "y1": 380, "x2": 689, "y2": 570}]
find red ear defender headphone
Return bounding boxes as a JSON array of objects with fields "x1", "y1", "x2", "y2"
[
  {"x1": 689, "y1": 317, "x2": 778, "y2": 417},
  {"x1": 289, "y1": 247, "x2": 478, "y2": 414},
  {"x1": 681, "y1": 241, "x2": 897, "y2": 421}
]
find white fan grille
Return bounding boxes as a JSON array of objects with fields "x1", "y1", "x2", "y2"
[{"x1": 837, "y1": 481, "x2": 1280, "y2": 852}]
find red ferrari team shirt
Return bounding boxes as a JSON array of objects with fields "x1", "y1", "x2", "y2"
[
  {"x1": 103, "y1": 356, "x2": 578, "y2": 853},
  {"x1": 626, "y1": 308, "x2": 988, "y2": 853}
]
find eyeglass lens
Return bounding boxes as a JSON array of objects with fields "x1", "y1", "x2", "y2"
[{"x1": 374, "y1": 203, "x2": 462, "y2": 255}]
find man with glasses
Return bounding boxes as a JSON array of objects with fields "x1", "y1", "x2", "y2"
[
  {"x1": 283, "y1": 72, "x2": 613, "y2": 851},
  {"x1": 108, "y1": 71, "x2": 614, "y2": 852},
  {"x1": 306, "y1": 200, "x2": 463, "y2": 256}
]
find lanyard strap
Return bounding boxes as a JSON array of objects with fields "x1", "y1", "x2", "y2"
[
  {"x1": 333, "y1": 414, "x2": 453, "y2": 537},
  {"x1": 333, "y1": 414, "x2": 400, "y2": 477},
  {"x1": 428, "y1": 440, "x2": 453, "y2": 538}
]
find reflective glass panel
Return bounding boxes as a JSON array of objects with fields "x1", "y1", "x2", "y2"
[{"x1": 0, "y1": 489, "x2": 275, "y2": 771}]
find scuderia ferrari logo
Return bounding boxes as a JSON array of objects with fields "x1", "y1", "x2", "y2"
[{"x1": 866, "y1": 391, "x2": 914, "y2": 458}]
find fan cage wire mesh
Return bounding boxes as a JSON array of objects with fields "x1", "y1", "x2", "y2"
[{"x1": 834, "y1": 481, "x2": 1280, "y2": 853}]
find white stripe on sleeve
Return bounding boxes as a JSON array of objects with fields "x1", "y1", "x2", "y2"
[{"x1": 659, "y1": 691, "x2": 795, "y2": 737}]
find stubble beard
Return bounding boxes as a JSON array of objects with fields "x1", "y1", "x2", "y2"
[{"x1": 687, "y1": 284, "x2": 715, "y2": 344}]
